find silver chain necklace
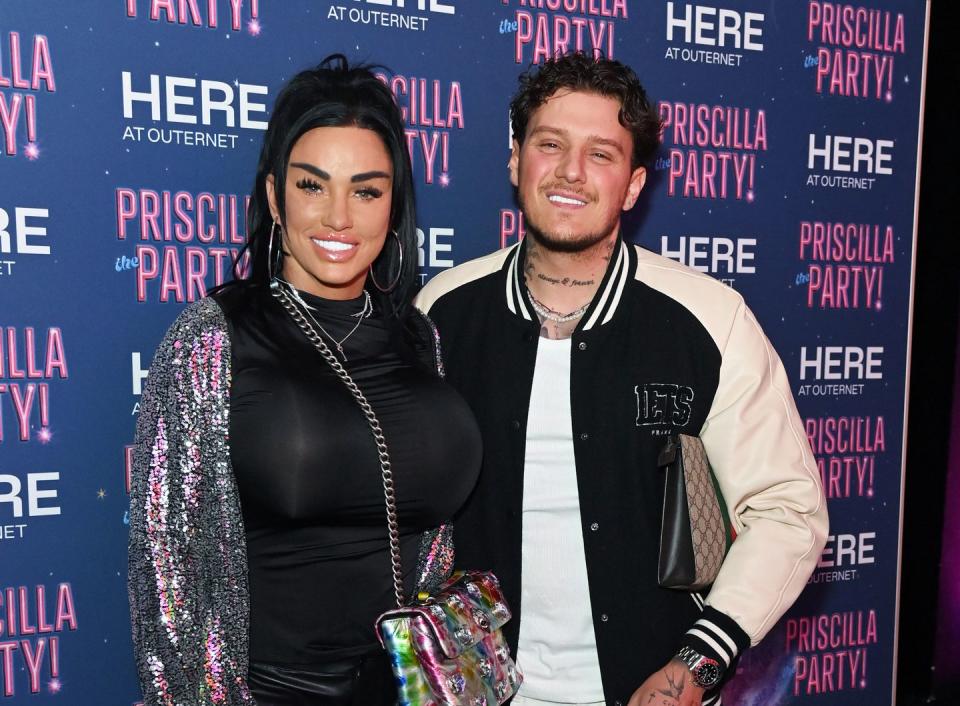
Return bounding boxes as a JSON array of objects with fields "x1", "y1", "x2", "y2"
[
  {"x1": 274, "y1": 279, "x2": 373, "y2": 361},
  {"x1": 527, "y1": 291, "x2": 590, "y2": 323},
  {"x1": 271, "y1": 283, "x2": 406, "y2": 607}
]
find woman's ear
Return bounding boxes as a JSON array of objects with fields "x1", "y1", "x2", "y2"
[{"x1": 265, "y1": 173, "x2": 279, "y2": 222}]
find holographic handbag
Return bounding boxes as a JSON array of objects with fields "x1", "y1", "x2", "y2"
[
  {"x1": 271, "y1": 284, "x2": 521, "y2": 705},
  {"x1": 377, "y1": 570, "x2": 521, "y2": 705}
]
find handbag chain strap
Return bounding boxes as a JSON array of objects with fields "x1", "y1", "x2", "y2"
[{"x1": 272, "y1": 283, "x2": 406, "y2": 608}]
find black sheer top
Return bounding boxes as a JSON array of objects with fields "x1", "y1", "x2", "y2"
[{"x1": 214, "y1": 284, "x2": 482, "y2": 664}]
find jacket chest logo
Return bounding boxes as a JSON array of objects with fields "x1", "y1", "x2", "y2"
[{"x1": 635, "y1": 383, "x2": 694, "y2": 431}]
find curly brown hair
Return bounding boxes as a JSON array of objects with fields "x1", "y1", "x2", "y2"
[{"x1": 509, "y1": 53, "x2": 662, "y2": 169}]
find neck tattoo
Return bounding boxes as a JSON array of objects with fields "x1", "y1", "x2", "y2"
[{"x1": 535, "y1": 272, "x2": 596, "y2": 288}]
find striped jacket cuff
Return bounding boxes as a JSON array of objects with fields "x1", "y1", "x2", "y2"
[{"x1": 680, "y1": 606, "x2": 751, "y2": 668}]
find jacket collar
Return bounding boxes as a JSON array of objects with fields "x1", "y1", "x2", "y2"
[{"x1": 503, "y1": 236, "x2": 633, "y2": 332}]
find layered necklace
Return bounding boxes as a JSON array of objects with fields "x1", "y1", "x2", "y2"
[
  {"x1": 274, "y1": 278, "x2": 373, "y2": 361},
  {"x1": 527, "y1": 291, "x2": 590, "y2": 324}
]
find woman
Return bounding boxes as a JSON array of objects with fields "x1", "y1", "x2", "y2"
[{"x1": 128, "y1": 55, "x2": 482, "y2": 706}]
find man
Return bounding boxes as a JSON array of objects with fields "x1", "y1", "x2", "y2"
[{"x1": 416, "y1": 53, "x2": 828, "y2": 706}]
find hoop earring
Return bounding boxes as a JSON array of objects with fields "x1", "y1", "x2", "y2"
[
  {"x1": 369, "y1": 230, "x2": 403, "y2": 293},
  {"x1": 267, "y1": 219, "x2": 282, "y2": 282}
]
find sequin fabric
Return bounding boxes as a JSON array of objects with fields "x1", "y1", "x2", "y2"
[
  {"x1": 129, "y1": 298, "x2": 455, "y2": 705},
  {"x1": 416, "y1": 524, "x2": 455, "y2": 594},
  {"x1": 417, "y1": 310, "x2": 446, "y2": 380},
  {"x1": 411, "y1": 310, "x2": 456, "y2": 593}
]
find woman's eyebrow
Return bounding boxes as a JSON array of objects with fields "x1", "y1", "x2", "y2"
[
  {"x1": 289, "y1": 162, "x2": 330, "y2": 180},
  {"x1": 351, "y1": 170, "x2": 391, "y2": 182},
  {"x1": 289, "y1": 163, "x2": 391, "y2": 183}
]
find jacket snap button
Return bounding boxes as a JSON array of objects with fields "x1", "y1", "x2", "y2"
[
  {"x1": 590, "y1": 522, "x2": 599, "y2": 531},
  {"x1": 511, "y1": 420, "x2": 521, "y2": 431},
  {"x1": 600, "y1": 613, "x2": 609, "y2": 622},
  {"x1": 580, "y1": 432, "x2": 589, "y2": 441},
  {"x1": 578, "y1": 341, "x2": 587, "y2": 351}
]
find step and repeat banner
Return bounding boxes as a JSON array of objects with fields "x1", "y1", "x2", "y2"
[{"x1": 1, "y1": 1, "x2": 928, "y2": 704}]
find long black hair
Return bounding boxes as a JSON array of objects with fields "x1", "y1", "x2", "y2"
[{"x1": 232, "y1": 54, "x2": 417, "y2": 318}]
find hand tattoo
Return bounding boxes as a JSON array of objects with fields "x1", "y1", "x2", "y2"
[{"x1": 658, "y1": 668, "x2": 686, "y2": 700}]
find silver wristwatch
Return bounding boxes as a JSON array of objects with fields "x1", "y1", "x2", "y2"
[{"x1": 676, "y1": 646, "x2": 723, "y2": 689}]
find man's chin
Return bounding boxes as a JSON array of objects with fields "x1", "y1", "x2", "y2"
[{"x1": 528, "y1": 226, "x2": 612, "y2": 254}]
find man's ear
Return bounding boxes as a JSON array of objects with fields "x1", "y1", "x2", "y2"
[
  {"x1": 622, "y1": 166, "x2": 647, "y2": 211},
  {"x1": 508, "y1": 139, "x2": 521, "y2": 188}
]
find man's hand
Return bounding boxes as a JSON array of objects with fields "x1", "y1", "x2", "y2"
[{"x1": 626, "y1": 659, "x2": 705, "y2": 706}]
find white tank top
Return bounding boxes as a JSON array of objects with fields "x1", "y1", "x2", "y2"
[{"x1": 515, "y1": 337, "x2": 605, "y2": 703}]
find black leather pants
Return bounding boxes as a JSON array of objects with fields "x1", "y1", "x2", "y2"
[{"x1": 248, "y1": 652, "x2": 396, "y2": 706}]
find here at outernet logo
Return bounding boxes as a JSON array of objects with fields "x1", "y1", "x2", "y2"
[
  {"x1": 0, "y1": 206, "x2": 51, "y2": 279},
  {"x1": 0, "y1": 472, "x2": 61, "y2": 542},
  {"x1": 805, "y1": 133, "x2": 893, "y2": 192},
  {"x1": 663, "y1": 1, "x2": 765, "y2": 68},
  {"x1": 796, "y1": 344, "x2": 883, "y2": 398},
  {"x1": 659, "y1": 234, "x2": 756, "y2": 288},
  {"x1": 808, "y1": 529, "x2": 876, "y2": 585},
  {"x1": 326, "y1": 0, "x2": 455, "y2": 33},
  {"x1": 120, "y1": 71, "x2": 269, "y2": 150}
]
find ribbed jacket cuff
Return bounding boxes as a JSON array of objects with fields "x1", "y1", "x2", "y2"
[{"x1": 679, "y1": 606, "x2": 751, "y2": 668}]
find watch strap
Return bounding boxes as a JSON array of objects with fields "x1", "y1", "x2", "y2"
[{"x1": 677, "y1": 646, "x2": 723, "y2": 688}]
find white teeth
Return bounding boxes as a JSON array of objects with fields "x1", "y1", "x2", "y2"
[
  {"x1": 311, "y1": 239, "x2": 355, "y2": 252},
  {"x1": 548, "y1": 194, "x2": 587, "y2": 206}
]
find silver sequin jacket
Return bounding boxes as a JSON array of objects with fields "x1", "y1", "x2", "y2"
[{"x1": 128, "y1": 296, "x2": 456, "y2": 706}]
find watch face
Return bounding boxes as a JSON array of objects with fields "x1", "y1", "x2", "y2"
[{"x1": 693, "y1": 660, "x2": 722, "y2": 688}]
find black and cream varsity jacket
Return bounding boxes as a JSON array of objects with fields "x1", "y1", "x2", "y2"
[{"x1": 416, "y1": 238, "x2": 829, "y2": 706}]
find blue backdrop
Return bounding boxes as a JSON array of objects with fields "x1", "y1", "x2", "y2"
[{"x1": 0, "y1": 1, "x2": 928, "y2": 703}]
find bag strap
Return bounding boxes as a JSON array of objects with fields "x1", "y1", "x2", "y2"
[{"x1": 271, "y1": 283, "x2": 406, "y2": 608}]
